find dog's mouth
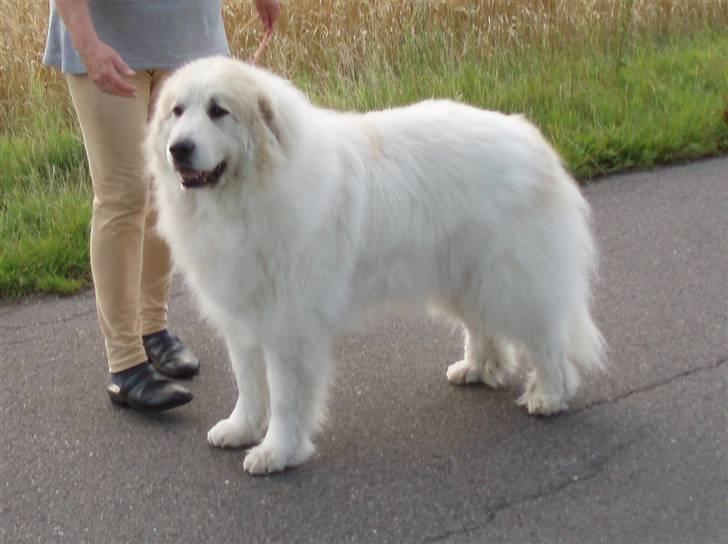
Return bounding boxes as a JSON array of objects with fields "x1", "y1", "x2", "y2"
[{"x1": 178, "y1": 161, "x2": 226, "y2": 189}]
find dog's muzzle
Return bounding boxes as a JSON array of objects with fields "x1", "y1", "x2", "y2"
[
  {"x1": 169, "y1": 138, "x2": 226, "y2": 189},
  {"x1": 177, "y1": 161, "x2": 227, "y2": 189}
]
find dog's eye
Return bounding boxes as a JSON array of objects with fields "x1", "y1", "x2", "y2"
[
  {"x1": 172, "y1": 105, "x2": 184, "y2": 117},
  {"x1": 208, "y1": 105, "x2": 229, "y2": 120}
]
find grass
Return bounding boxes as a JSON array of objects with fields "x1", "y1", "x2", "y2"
[
  {"x1": 0, "y1": 110, "x2": 90, "y2": 297},
  {"x1": 1, "y1": 0, "x2": 727, "y2": 299}
]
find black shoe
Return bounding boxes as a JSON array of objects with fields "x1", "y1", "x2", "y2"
[
  {"x1": 143, "y1": 329, "x2": 199, "y2": 379},
  {"x1": 108, "y1": 362, "x2": 193, "y2": 412}
]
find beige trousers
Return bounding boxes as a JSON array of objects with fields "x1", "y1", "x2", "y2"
[{"x1": 66, "y1": 70, "x2": 172, "y2": 373}]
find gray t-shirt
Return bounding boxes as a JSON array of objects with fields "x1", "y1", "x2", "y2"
[{"x1": 43, "y1": 0, "x2": 230, "y2": 74}]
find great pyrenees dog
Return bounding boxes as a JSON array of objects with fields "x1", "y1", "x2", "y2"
[{"x1": 146, "y1": 56, "x2": 604, "y2": 475}]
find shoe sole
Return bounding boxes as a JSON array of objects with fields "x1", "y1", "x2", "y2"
[{"x1": 108, "y1": 390, "x2": 193, "y2": 413}]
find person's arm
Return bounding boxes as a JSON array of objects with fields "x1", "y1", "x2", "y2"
[
  {"x1": 254, "y1": 0, "x2": 280, "y2": 31},
  {"x1": 54, "y1": 0, "x2": 137, "y2": 97}
]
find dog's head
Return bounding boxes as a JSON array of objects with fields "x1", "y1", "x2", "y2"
[{"x1": 146, "y1": 57, "x2": 286, "y2": 193}]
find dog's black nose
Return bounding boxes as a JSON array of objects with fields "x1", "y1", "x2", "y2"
[{"x1": 169, "y1": 140, "x2": 195, "y2": 163}]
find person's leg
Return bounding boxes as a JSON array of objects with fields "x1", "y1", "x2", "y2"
[
  {"x1": 66, "y1": 71, "x2": 152, "y2": 373},
  {"x1": 66, "y1": 71, "x2": 192, "y2": 411},
  {"x1": 139, "y1": 69, "x2": 173, "y2": 337},
  {"x1": 138, "y1": 203, "x2": 171, "y2": 335},
  {"x1": 137, "y1": 68, "x2": 200, "y2": 378}
]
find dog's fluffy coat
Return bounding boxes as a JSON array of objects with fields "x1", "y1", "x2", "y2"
[{"x1": 146, "y1": 57, "x2": 604, "y2": 474}]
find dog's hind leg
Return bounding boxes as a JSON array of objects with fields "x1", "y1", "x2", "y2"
[
  {"x1": 243, "y1": 337, "x2": 331, "y2": 475},
  {"x1": 447, "y1": 323, "x2": 516, "y2": 388},
  {"x1": 208, "y1": 343, "x2": 270, "y2": 449},
  {"x1": 516, "y1": 331, "x2": 579, "y2": 416}
]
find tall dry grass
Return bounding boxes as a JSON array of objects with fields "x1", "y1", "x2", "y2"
[
  {"x1": 1, "y1": 0, "x2": 726, "y2": 128},
  {"x1": 224, "y1": 0, "x2": 727, "y2": 74}
]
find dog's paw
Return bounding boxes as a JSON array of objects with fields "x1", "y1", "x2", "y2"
[
  {"x1": 447, "y1": 357, "x2": 509, "y2": 388},
  {"x1": 516, "y1": 372, "x2": 567, "y2": 416},
  {"x1": 243, "y1": 439, "x2": 315, "y2": 475},
  {"x1": 516, "y1": 391, "x2": 567, "y2": 416},
  {"x1": 447, "y1": 359, "x2": 484, "y2": 385},
  {"x1": 243, "y1": 445, "x2": 287, "y2": 475},
  {"x1": 207, "y1": 417, "x2": 264, "y2": 448},
  {"x1": 516, "y1": 374, "x2": 567, "y2": 416}
]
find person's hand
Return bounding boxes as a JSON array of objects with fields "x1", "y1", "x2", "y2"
[
  {"x1": 254, "y1": 0, "x2": 280, "y2": 32},
  {"x1": 77, "y1": 37, "x2": 138, "y2": 98}
]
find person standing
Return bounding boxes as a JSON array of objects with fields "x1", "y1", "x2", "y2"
[{"x1": 43, "y1": 0, "x2": 280, "y2": 412}]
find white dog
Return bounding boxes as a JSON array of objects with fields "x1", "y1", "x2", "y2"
[{"x1": 145, "y1": 57, "x2": 605, "y2": 475}]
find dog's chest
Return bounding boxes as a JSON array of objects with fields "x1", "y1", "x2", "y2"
[{"x1": 169, "y1": 214, "x2": 275, "y2": 309}]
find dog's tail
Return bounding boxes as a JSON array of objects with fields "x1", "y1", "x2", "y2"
[{"x1": 567, "y1": 302, "x2": 606, "y2": 373}]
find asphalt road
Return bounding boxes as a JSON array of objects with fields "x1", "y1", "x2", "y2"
[{"x1": 1, "y1": 158, "x2": 726, "y2": 544}]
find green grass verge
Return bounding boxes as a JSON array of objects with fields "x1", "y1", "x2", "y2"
[
  {"x1": 1, "y1": 29, "x2": 726, "y2": 300},
  {"x1": 304, "y1": 28, "x2": 727, "y2": 177},
  {"x1": 0, "y1": 120, "x2": 91, "y2": 298}
]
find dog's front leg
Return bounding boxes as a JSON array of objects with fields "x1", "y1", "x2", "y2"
[
  {"x1": 208, "y1": 343, "x2": 270, "y2": 448},
  {"x1": 243, "y1": 337, "x2": 331, "y2": 475}
]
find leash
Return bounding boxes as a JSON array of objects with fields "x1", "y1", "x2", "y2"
[{"x1": 250, "y1": 28, "x2": 273, "y2": 65}]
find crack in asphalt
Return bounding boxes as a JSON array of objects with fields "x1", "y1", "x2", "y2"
[
  {"x1": 423, "y1": 439, "x2": 638, "y2": 542},
  {"x1": 420, "y1": 358, "x2": 726, "y2": 542},
  {"x1": 569, "y1": 356, "x2": 727, "y2": 416}
]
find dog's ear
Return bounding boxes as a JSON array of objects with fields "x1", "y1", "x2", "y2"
[{"x1": 257, "y1": 94, "x2": 282, "y2": 147}]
